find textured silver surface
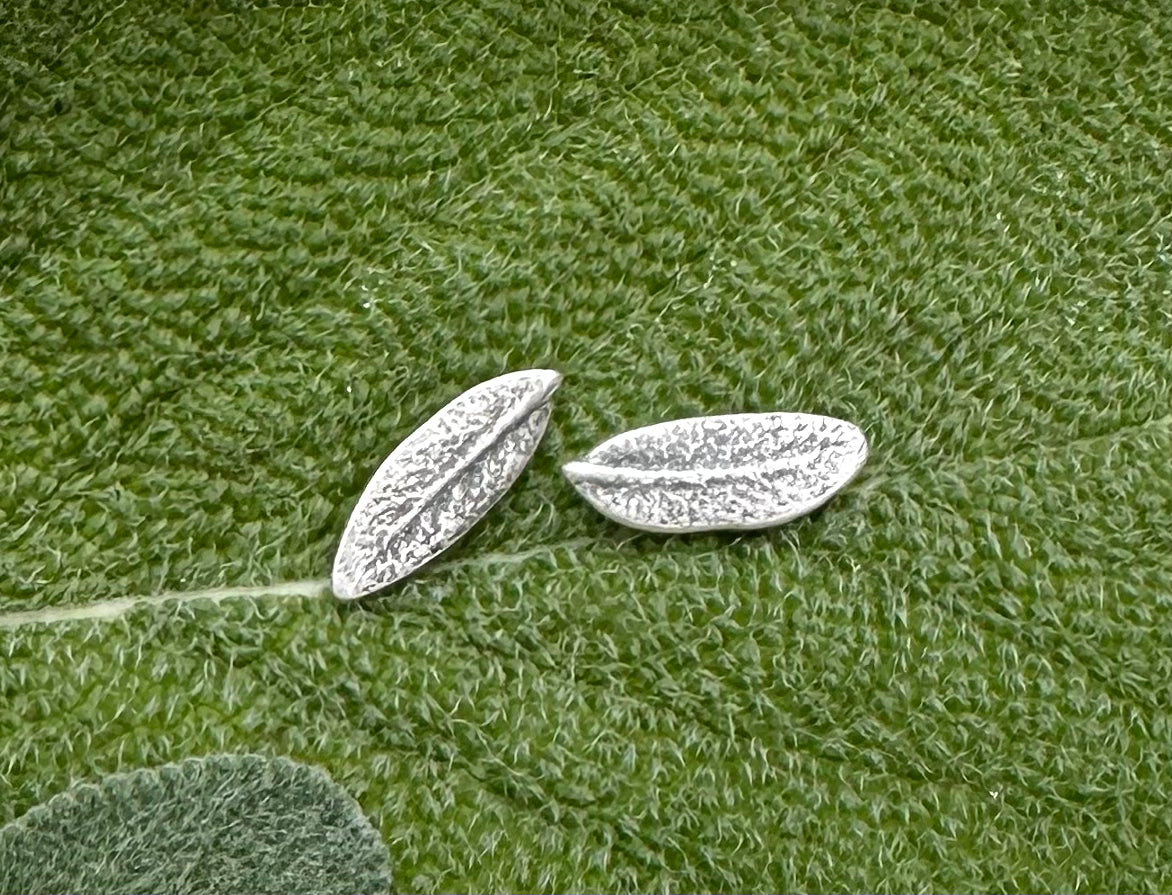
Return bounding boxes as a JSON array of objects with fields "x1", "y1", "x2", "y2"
[
  {"x1": 332, "y1": 369, "x2": 562, "y2": 600},
  {"x1": 562, "y1": 412, "x2": 868, "y2": 533}
]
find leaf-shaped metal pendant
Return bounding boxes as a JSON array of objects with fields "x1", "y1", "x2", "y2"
[
  {"x1": 562, "y1": 412, "x2": 868, "y2": 533},
  {"x1": 332, "y1": 369, "x2": 562, "y2": 600}
]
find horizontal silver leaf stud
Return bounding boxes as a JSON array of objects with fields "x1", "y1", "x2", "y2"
[
  {"x1": 562, "y1": 412, "x2": 868, "y2": 533},
  {"x1": 332, "y1": 369, "x2": 562, "y2": 600}
]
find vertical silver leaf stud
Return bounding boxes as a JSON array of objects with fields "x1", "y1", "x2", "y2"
[
  {"x1": 332, "y1": 369, "x2": 562, "y2": 600},
  {"x1": 562, "y1": 412, "x2": 868, "y2": 533}
]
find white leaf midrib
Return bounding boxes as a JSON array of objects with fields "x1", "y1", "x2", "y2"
[{"x1": 0, "y1": 537, "x2": 596, "y2": 631}]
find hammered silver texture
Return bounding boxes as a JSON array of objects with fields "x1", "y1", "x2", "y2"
[
  {"x1": 562, "y1": 412, "x2": 868, "y2": 533},
  {"x1": 332, "y1": 369, "x2": 562, "y2": 600}
]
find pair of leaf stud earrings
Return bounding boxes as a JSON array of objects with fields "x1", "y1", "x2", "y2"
[{"x1": 332, "y1": 369, "x2": 869, "y2": 601}]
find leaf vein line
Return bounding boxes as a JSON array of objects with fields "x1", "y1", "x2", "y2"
[{"x1": 0, "y1": 537, "x2": 598, "y2": 631}]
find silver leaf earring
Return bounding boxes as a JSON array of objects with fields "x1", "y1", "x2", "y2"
[
  {"x1": 562, "y1": 412, "x2": 868, "y2": 533},
  {"x1": 332, "y1": 369, "x2": 562, "y2": 600}
]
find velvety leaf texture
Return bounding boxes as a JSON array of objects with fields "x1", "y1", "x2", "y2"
[
  {"x1": 2, "y1": 0, "x2": 1171, "y2": 892},
  {"x1": 0, "y1": 754, "x2": 391, "y2": 895}
]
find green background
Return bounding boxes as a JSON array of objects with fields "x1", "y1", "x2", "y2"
[{"x1": 3, "y1": 0, "x2": 1171, "y2": 891}]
